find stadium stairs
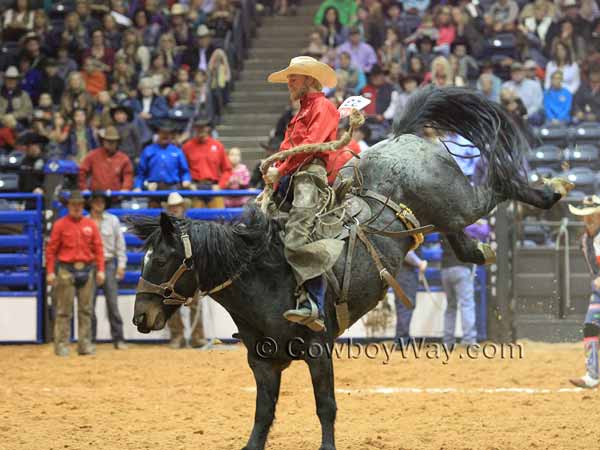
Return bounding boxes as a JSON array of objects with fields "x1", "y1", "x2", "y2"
[{"x1": 217, "y1": 0, "x2": 320, "y2": 166}]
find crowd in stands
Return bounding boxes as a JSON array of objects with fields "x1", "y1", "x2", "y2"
[
  {"x1": 0, "y1": 0, "x2": 257, "y2": 204},
  {"x1": 300, "y1": 0, "x2": 600, "y2": 141}
]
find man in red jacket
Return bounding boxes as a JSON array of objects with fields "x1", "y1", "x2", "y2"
[
  {"x1": 46, "y1": 191, "x2": 105, "y2": 356},
  {"x1": 78, "y1": 126, "x2": 134, "y2": 194},
  {"x1": 265, "y1": 56, "x2": 344, "y2": 331},
  {"x1": 182, "y1": 117, "x2": 232, "y2": 208}
]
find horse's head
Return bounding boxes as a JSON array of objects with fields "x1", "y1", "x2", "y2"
[{"x1": 128, "y1": 213, "x2": 199, "y2": 333}]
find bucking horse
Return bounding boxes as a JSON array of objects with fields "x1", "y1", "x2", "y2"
[{"x1": 129, "y1": 87, "x2": 572, "y2": 450}]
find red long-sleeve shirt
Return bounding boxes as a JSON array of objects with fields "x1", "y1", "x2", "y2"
[
  {"x1": 276, "y1": 92, "x2": 340, "y2": 184},
  {"x1": 325, "y1": 139, "x2": 362, "y2": 183},
  {"x1": 46, "y1": 215, "x2": 105, "y2": 274},
  {"x1": 79, "y1": 147, "x2": 134, "y2": 191},
  {"x1": 182, "y1": 136, "x2": 232, "y2": 188}
]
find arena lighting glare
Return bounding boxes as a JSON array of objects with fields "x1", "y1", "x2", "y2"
[
  {"x1": 568, "y1": 174, "x2": 577, "y2": 181},
  {"x1": 531, "y1": 174, "x2": 539, "y2": 182},
  {"x1": 541, "y1": 129, "x2": 549, "y2": 136},
  {"x1": 577, "y1": 128, "x2": 586, "y2": 135},
  {"x1": 132, "y1": 203, "x2": 140, "y2": 210},
  {"x1": 0, "y1": 180, "x2": 4, "y2": 188},
  {"x1": 574, "y1": 151, "x2": 581, "y2": 158},
  {"x1": 8, "y1": 156, "x2": 16, "y2": 164},
  {"x1": 536, "y1": 151, "x2": 544, "y2": 159},
  {"x1": 493, "y1": 39, "x2": 501, "y2": 47}
]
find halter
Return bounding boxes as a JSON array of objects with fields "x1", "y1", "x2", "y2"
[{"x1": 135, "y1": 228, "x2": 233, "y2": 306}]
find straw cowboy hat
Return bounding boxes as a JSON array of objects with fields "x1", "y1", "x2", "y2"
[
  {"x1": 99, "y1": 126, "x2": 121, "y2": 141},
  {"x1": 162, "y1": 192, "x2": 191, "y2": 209},
  {"x1": 267, "y1": 56, "x2": 337, "y2": 89},
  {"x1": 568, "y1": 195, "x2": 600, "y2": 216}
]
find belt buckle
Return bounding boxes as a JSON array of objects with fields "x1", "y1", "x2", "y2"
[{"x1": 74, "y1": 262, "x2": 85, "y2": 270}]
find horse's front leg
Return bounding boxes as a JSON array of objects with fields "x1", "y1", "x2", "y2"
[
  {"x1": 243, "y1": 355, "x2": 284, "y2": 450},
  {"x1": 306, "y1": 348, "x2": 337, "y2": 450}
]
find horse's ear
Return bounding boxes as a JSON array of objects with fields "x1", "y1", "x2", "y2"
[{"x1": 160, "y1": 212, "x2": 175, "y2": 236}]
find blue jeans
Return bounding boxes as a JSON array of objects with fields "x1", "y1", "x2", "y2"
[
  {"x1": 395, "y1": 269, "x2": 419, "y2": 339},
  {"x1": 92, "y1": 259, "x2": 124, "y2": 343},
  {"x1": 442, "y1": 266, "x2": 476, "y2": 345}
]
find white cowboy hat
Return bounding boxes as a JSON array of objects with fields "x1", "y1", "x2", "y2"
[
  {"x1": 163, "y1": 192, "x2": 191, "y2": 209},
  {"x1": 197, "y1": 24, "x2": 212, "y2": 38},
  {"x1": 4, "y1": 66, "x2": 20, "y2": 78},
  {"x1": 170, "y1": 3, "x2": 187, "y2": 15},
  {"x1": 267, "y1": 56, "x2": 337, "y2": 89},
  {"x1": 568, "y1": 195, "x2": 600, "y2": 216}
]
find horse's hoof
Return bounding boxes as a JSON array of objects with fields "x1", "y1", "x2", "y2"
[
  {"x1": 543, "y1": 177, "x2": 575, "y2": 197},
  {"x1": 477, "y1": 242, "x2": 496, "y2": 265}
]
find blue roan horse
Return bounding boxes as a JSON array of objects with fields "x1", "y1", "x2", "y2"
[{"x1": 129, "y1": 87, "x2": 571, "y2": 450}]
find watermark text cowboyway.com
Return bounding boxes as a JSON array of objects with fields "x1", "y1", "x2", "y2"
[{"x1": 254, "y1": 337, "x2": 524, "y2": 365}]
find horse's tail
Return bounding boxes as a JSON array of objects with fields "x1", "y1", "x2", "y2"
[{"x1": 393, "y1": 86, "x2": 530, "y2": 199}]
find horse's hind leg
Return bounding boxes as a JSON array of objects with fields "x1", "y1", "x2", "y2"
[
  {"x1": 243, "y1": 356, "x2": 285, "y2": 450},
  {"x1": 445, "y1": 231, "x2": 496, "y2": 265},
  {"x1": 306, "y1": 348, "x2": 337, "y2": 450}
]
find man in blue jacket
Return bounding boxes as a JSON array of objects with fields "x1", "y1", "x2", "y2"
[
  {"x1": 543, "y1": 70, "x2": 572, "y2": 124},
  {"x1": 134, "y1": 121, "x2": 191, "y2": 203}
]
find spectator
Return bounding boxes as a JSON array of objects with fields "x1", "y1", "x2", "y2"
[
  {"x1": 573, "y1": 63, "x2": 600, "y2": 122},
  {"x1": 207, "y1": 0, "x2": 235, "y2": 39},
  {"x1": 55, "y1": 12, "x2": 88, "y2": 58},
  {"x1": 384, "y1": 74, "x2": 419, "y2": 121},
  {"x1": 47, "y1": 111, "x2": 70, "y2": 156},
  {"x1": 182, "y1": 117, "x2": 231, "y2": 208},
  {"x1": 81, "y1": 58, "x2": 108, "y2": 98},
  {"x1": 156, "y1": 32, "x2": 182, "y2": 70},
  {"x1": 125, "y1": 77, "x2": 169, "y2": 133},
  {"x1": 352, "y1": 123, "x2": 371, "y2": 150},
  {"x1": 102, "y1": 13, "x2": 122, "y2": 50},
  {"x1": 434, "y1": 5, "x2": 456, "y2": 55},
  {"x1": 56, "y1": 47, "x2": 79, "y2": 81},
  {"x1": 0, "y1": 114, "x2": 17, "y2": 149},
  {"x1": 303, "y1": 31, "x2": 329, "y2": 59},
  {"x1": 451, "y1": 39, "x2": 479, "y2": 83},
  {"x1": 411, "y1": 35, "x2": 436, "y2": 69},
  {"x1": 394, "y1": 251, "x2": 427, "y2": 344},
  {"x1": 16, "y1": 131, "x2": 47, "y2": 196},
  {"x1": 88, "y1": 191, "x2": 128, "y2": 350},
  {"x1": 116, "y1": 29, "x2": 151, "y2": 74},
  {"x1": 133, "y1": 8, "x2": 160, "y2": 48},
  {"x1": 380, "y1": 28, "x2": 406, "y2": 71},
  {"x1": 2, "y1": 0, "x2": 34, "y2": 40},
  {"x1": 79, "y1": 126, "x2": 134, "y2": 192},
  {"x1": 64, "y1": 108, "x2": 98, "y2": 163},
  {"x1": 452, "y1": 7, "x2": 484, "y2": 59},
  {"x1": 61, "y1": 71, "x2": 94, "y2": 119},
  {"x1": 320, "y1": 6, "x2": 348, "y2": 48},
  {"x1": 427, "y1": 56, "x2": 461, "y2": 87},
  {"x1": 162, "y1": 192, "x2": 208, "y2": 349},
  {"x1": 314, "y1": 0, "x2": 358, "y2": 26},
  {"x1": 134, "y1": 120, "x2": 192, "y2": 192},
  {"x1": 361, "y1": 65, "x2": 394, "y2": 141},
  {"x1": 39, "y1": 59, "x2": 66, "y2": 106},
  {"x1": 502, "y1": 62, "x2": 545, "y2": 125},
  {"x1": 335, "y1": 51, "x2": 366, "y2": 95},
  {"x1": 170, "y1": 3, "x2": 192, "y2": 46},
  {"x1": 441, "y1": 220, "x2": 489, "y2": 347},
  {"x1": 181, "y1": 25, "x2": 218, "y2": 73},
  {"x1": 82, "y1": 29, "x2": 115, "y2": 73},
  {"x1": 549, "y1": 19, "x2": 587, "y2": 63},
  {"x1": 110, "y1": 105, "x2": 141, "y2": 163},
  {"x1": 544, "y1": 70, "x2": 573, "y2": 124},
  {"x1": 478, "y1": 73, "x2": 500, "y2": 102},
  {"x1": 336, "y1": 26, "x2": 378, "y2": 73},
  {"x1": 0, "y1": 66, "x2": 33, "y2": 128},
  {"x1": 20, "y1": 32, "x2": 46, "y2": 71},
  {"x1": 224, "y1": 147, "x2": 251, "y2": 207},
  {"x1": 524, "y1": 59, "x2": 541, "y2": 82},
  {"x1": 75, "y1": 0, "x2": 102, "y2": 33},
  {"x1": 545, "y1": 41, "x2": 581, "y2": 94},
  {"x1": 108, "y1": 56, "x2": 137, "y2": 105},
  {"x1": 364, "y1": 2, "x2": 385, "y2": 50},
  {"x1": 18, "y1": 55, "x2": 43, "y2": 105},
  {"x1": 486, "y1": 0, "x2": 519, "y2": 32},
  {"x1": 46, "y1": 190, "x2": 105, "y2": 357}
]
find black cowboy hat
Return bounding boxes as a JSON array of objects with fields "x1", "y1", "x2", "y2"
[
  {"x1": 87, "y1": 190, "x2": 113, "y2": 209},
  {"x1": 110, "y1": 105, "x2": 134, "y2": 122},
  {"x1": 192, "y1": 115, "x2": 212, "y2": 127},
  {"x1": 60, "y1": 189, "x2": 86, "y2": 205},
  {"x1": 150, "y1": 118, "x2": 179, "y2": 133},
  {"x1": 17, "y1": 131, "x2": 49, "y2": 146}
]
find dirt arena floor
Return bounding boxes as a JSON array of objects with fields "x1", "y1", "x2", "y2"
[{"x1": 1, "y1": 340, "x2": 598, "y2": 450}]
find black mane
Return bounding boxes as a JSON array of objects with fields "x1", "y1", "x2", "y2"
[{"x1": 126, "y1": 205, "x2": 285, "y2": 289}]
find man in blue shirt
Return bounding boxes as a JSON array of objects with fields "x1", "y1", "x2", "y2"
[
  {"x1": 134, "y1": 120, "x2": 192, "y2": 193},
  {"x1": 544, "y1": 70, "x2": 572, "y2": 124}
]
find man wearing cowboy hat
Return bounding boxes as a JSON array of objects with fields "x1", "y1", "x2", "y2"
[
  {"x1": 16, "y1": 130, "x2": 48, "y2": 201},
  {"x1": 569, "y1": 196, "x2": 600, "y2": 388},
  {"x1": 46, "y1": 190, "x2": 105, "y2": 356},
  {"x1": 0, "y1": 66, "x2": 33, "y2": 126},
  {"x1": 264, "y1": 55, "x2": 345, "y2": 332},
  {"x1": 161, "y1": 192, "x2": 208, "y2": 348},
  {"x1": 182, "y1": 116, "x2": 231, "y2": 208},
  {"x1": 181, "y1": 25, "x2": 217, "y2": 72},
  {"x1": 110, "y1": 105, "x2": 142, "y2": 163},
  {"x1": 79, "y1": 126, "x2": 134, "y2": 193},
  {"x1": 88, "y1": 190, "x2": 128, "y2": 350}
]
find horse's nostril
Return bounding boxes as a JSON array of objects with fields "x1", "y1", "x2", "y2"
[{"x1": 133, "y1": 314, "x2": 145, "y2": 326}]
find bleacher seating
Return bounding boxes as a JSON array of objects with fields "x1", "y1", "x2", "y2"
[
  {"x1": 571, "y1": 122, "x2": 600, "y2": 147},
  {"x1": 534, "y1": 125, "x2": 570, "y2": 148},
  {"x1": 564, "y1": 145, "x2": 600, "y2": 170},
  {"x1": 527, "y1": 145, "x2": 562, "y2": 170}
]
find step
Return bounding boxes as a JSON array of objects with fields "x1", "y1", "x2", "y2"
[
  {"x1": 253, "y1": 35, "x2": 310, "y2": 47},
  {"x1": 240, "y1": 149, "x2": 267, "y2": 161},
  {"x1": 219, "y1": 136, "x2": 268, "y2": 148},
  {"x1": 230, "y1": 92, "x2": 289, "y2": 104},
  {"x1": 234, "y1": 79, "x2": 288, "y2": 90},
  {"x1": 245, "y1": 58, "x2": 292, "y2": 70},
  {"x1": 217, "y1": 124, "x2": 273, "y2": 137},
  {"x1": 249, "y1": 47, "x2": 305, "y2": 59},
  {"x1": 221, "y1": 112, "x2": 281, "y2": 125},
  {"x1": 224, "y1": 101, "x2": 287, "y2": 113}
]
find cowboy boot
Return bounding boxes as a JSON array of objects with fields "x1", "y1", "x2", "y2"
[{"x1": 284, "y1": 278, "x2": 326, "y2": 332}]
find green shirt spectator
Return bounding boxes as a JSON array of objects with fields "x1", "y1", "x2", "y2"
[{"x1": 314, "y1": 0, "x2": 357, "y2": 26}]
